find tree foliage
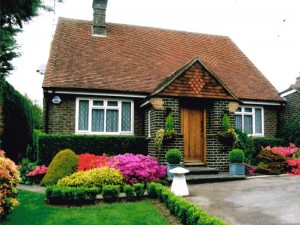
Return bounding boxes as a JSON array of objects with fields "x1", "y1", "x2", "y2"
[
  {"x1": 24, "y1": 94, "x2": 43, "y2": 130},
  {"x1": 0, "y1": 0, "x2": 47, "y2": 78}
]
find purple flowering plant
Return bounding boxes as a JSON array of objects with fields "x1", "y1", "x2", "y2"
[{"x1": 109, "y1": 153, "x2": 166, "y2": 184}]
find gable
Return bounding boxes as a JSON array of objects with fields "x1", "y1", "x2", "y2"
[{"x1": 153, "y1": 59, "x2": 236, "y2": 100}]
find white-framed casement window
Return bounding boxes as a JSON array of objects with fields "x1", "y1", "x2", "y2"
[
  {"x1": 235, "y1": 106, "x2": 264, "y2": 136},
  {"x1": 76, "y1": 98, "x2": 134, "y2": 135}
]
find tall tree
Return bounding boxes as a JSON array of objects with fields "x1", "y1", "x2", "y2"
[{"x1": 0, "y1": 0, "x2": 48, "y2": 78}]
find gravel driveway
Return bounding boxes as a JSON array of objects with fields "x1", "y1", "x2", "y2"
[{"x1": 186, "y1": 175, "x2": 300, "y2": 225}]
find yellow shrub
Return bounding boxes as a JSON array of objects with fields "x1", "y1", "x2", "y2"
[{"x1": 57, "y1": 167, "x2": 124, "y2": 188}]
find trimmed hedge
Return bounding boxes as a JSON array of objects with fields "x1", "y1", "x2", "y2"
[
  {"x1": 46, "y1": 185, "x2": 99, "y2": 206},
  {"x1": 146, "y1": 182, "x2": 229, "y2": 225},
  {"x1": 37, "y1": 134, "x2": 148, "y2": 165},
  {"x1": 253, "y1": 138, "x2": 287, "y2": 151},
  {"x1": 0, "y1": 80, "x2": 33, "y2": 162}
]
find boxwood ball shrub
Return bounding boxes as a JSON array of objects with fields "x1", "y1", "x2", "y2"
[
  {"x1": 0, "y1": 151, "x2": 20, "y2": 219},
  {"x1": 109, "y1": 153, "x2": 166, "y2": 184},
  {"x1": 228, "y1": 149, "x2": 245, "y2": 163},
  {"x1": 57, "y1": 167, "x2": 124, "y2": 189},
  {"x1": 40, "y1": 149, "x2": 79, "y2": 186},
  {"x1": 165, "y1": 149, "x2": 182, "y2": 164}
]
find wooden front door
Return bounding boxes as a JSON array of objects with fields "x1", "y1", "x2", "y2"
[{"x1": 181, "y1": 107, "x2": 206, "y2": 163}]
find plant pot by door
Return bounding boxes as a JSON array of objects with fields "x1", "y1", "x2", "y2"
[{"x1": 229, "y1": 163, "x2": 245, "y2": 176}]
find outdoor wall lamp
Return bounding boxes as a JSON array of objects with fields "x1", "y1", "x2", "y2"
[{"x1": 52, "y1": 95, "x2": 62, "y2": 104}]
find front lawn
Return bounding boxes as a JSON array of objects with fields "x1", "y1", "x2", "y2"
[{"x1": 2, "y1": 190, "x2": 170, "y2": 225}]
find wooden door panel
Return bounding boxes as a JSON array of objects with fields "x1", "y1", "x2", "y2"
[{"x1": 181, "y1": 107, "x2": 205, "y2": 162}]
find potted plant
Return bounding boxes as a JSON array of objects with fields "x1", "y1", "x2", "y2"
[
  {"x1": 218, "y1": 113, "x2": 237, "y2": 146},
  {"x1": 165, "y1": 148, "x2": 182, "y2": 180},
  {"x1": 228, "y1": 149, "x2": 245, "y2": 176}
]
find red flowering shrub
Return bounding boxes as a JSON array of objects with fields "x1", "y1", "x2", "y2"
[
  {"x1": 0, "y1": 150, "x2": 20, "y2": 219},
  {"x1": 77, "y1": 153, "x2": 108, "y2": 171},
  {"x1": 286, "y1": 158, "x2": 300, "y2": 175},
  {"x1": 109, "y1": 153, "x2": 166, "y2": 184}
]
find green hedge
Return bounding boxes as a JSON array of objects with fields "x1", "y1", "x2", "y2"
[
  {"x1": 0, "y1": 80, "x2": 33, "y2": 162},
  {"x1": 146, "y1": 182, "x2": 229, "y2": 225},
  {"x1": 46, "y1": 185, "x2": 99, "y2": 206},
  {"x1": 37, "y1": 134, "x2": 148, "y2": 165},
  {"x1": 253, "y1": 138, "x2": 287, "y2": 151}
]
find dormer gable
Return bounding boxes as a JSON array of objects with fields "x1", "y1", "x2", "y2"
[{"x1": 151, "y1": 56, "x2": 238, "y2": 100}]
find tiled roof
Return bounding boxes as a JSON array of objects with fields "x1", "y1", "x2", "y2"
[{"x1": 43, "y1": 17, "x2": 283, "y2": 102}]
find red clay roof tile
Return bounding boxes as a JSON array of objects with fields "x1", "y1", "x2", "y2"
[{"x1": 43, "y1": 17, "x2": 283, "y2": 102}]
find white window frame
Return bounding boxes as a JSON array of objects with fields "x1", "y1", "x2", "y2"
[
  {"x1": 75, "y1": 98, "x2": 134, "y2": 135},
  {"x1": 234, "y1": 106, "x2": 264, "y2": 136}
]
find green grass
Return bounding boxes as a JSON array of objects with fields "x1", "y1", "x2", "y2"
[{"x1": 2, "y1": 190, "x2": 169, "y2": 225}]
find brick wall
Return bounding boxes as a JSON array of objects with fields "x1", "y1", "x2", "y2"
[
  {"x1": 205, "y1": 100, "x2": 233, "y2": 171},
  {"x1": 44, "y1": 93, "x2": 145, "y2": 135},
  {"x1": 146, "y1": 97, "x2": 183, "y2": 163},
  {"x1": 44, "y1": 94, "x2": 76, "y2": 134},
  {"x1": 281, "y1": 91, "x2": 300, "y2": 123},
  {"x1": 264, "y1": 106, "x2": 279, "y2": 137}
]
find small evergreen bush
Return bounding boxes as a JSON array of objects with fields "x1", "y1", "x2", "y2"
[
  {"x1": 221, "y1": 113, "x2": 231, "y2": 132},
  {"x1": 165, "y1": 149, "x2": 182, "y2": 164},
  {"x1": 124, "y1": 185, "x2": 135, "y2": 201},
  {"x1": 57, "y1": 167, "x2": 124, "y2": 189},
  {"x1": 102, "y1": 185, "x2": 120, "y2": 203},
  {"x1": 133, "y1": 183, "x2": 145, "y2": 200},
  {"x1": 40, "y1": 149, "x2": 79, "y2": 186},
  {"x1": 277, "y1": 119, "x2": 300, "y2": 147},
  {"x1": 228, "y1": 149, "x2": 245, "y2": 163}
]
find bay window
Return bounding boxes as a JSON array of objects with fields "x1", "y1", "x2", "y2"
[
  {"x1": 235, "y1": 106, "x2": 264, "y2": 136},
  {"x1": 76, "y1": 98, "x2": 133, "y2": 134}
]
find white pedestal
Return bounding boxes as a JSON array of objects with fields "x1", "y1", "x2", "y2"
[{"x1": 169, "y1": 167, "x2": 189, "y2": 196}]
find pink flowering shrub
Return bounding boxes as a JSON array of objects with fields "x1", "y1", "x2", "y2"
[
  {"x1": 245, "y1": 163, "x2": 257, "y2": 175},
  {"x1": 286, "y1": 158, "x2": 300, "y2": 175},
  {"x1": 264, "y1": 143, "x2": 300, "y2": 157},
  {"x1": 0, "y1": 150, "x2": 20, "y2": 219},
  {"x1": 109, "y1": 153, "x2": 166, "y2": 184},
  {"x1": 77, "y1": 153, "x2": 108, "y2": 171},
  {"x1": 27, "y1": 165, "x2": 48, "y2": 184}
]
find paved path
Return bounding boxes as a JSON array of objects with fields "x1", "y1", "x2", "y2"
[
  {"x1": 186, "y1": 175, "x2": 300, "y2": 225},
  {"x1": 18, "y1": 184, "x2": 46, "y2": 194}
]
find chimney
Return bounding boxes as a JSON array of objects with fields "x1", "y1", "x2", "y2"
[
  {"x1": 291, "y1": 74, "x2": 300, "y2": 91},
  {"x1": 92, "y1": 0, "x2": 108, "y2": 36}
]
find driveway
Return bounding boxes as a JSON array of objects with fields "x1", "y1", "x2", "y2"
[{"x1": 186, "y1": 175, "x2": 300, "y2": 225}]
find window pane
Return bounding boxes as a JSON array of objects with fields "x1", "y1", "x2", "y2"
[
  {"x1": 108, "y1": 101, "x2": 118, "y2": 106},
  {"x1": 245, "y1": 108, "x2": 252, "y2": 112},
  {"x1": 93, "y1": 101, "x2": 104, "y2": 106},
  {"x1": 78, "y1": 100, "x2": 89, "y2": 130},
  {"x1": 236, "y1": 107, "x2": 241, "y2": 112},
  {"x1": 106, "y1": 110, "x2": 119, "y2": 132},
  {"x1": 244, "y1": 115, "x2": 253, "y2": 134},
  {"x1": 121, "y1": 102, "x2": 131, "y2": 131},
  {"x1": 235, "y1": 115, "x2": 242, "y2": 130},
  {"x1": 255, "y1": 108, "x2": 262, "y2": 133},
  {"x1": 92, "y1": 109, "x2": 104, "y2": 132}
]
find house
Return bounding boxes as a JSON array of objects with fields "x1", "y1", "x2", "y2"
[
  {"x1": 279, "y1": 76, "x2": 300, "y2": 122},
  {"x1": 43, "y1": 0, "x2": 284, "y2": 171}
]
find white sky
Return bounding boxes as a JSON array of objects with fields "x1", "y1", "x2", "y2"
[{"x1": 7, "y1": 0, "x2": 300, "y2": 105}]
